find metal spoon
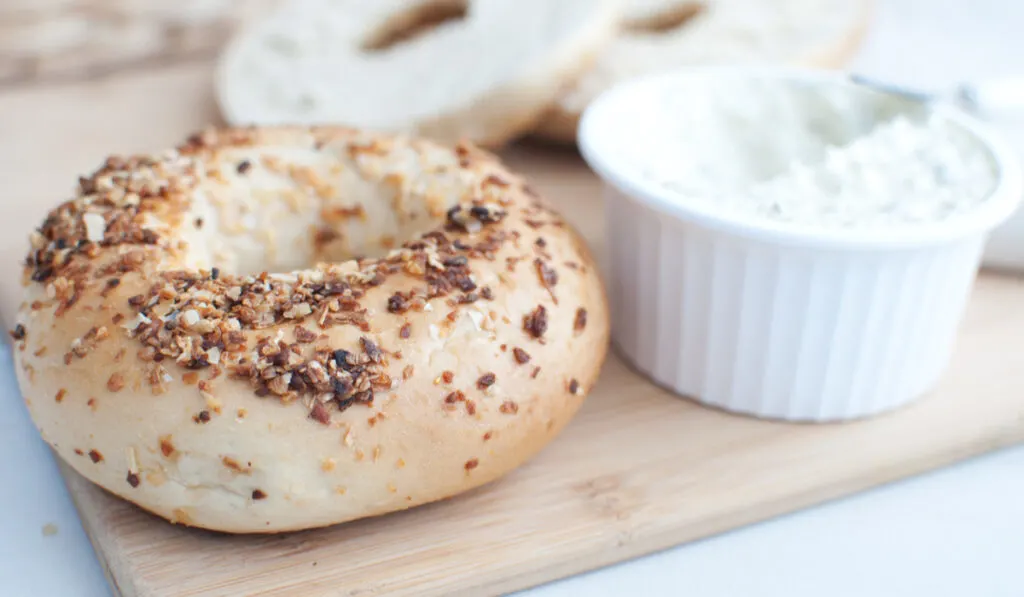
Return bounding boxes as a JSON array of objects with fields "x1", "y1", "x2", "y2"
[
  {"x1": 851, "y1": 73, "x2": 1024, "y2": 271},
  {"x1": 850, "y1": 73, "x2": 1024, "y2": 118}
]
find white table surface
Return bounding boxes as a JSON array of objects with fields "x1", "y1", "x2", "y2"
[{"x1": 3, "y1": 1, "x2": 1024, "y2": 595}]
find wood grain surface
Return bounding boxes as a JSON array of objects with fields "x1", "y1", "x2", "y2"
[
  {"x1": 0, "y1": 1, "x2": 278, "y2": 85},
  {"x1": 2, "y1": 63, "x2": 1023, "y2": 596}
]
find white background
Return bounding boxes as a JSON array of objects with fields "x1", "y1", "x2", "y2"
[{"x1": 3, "y1": 1, "x2": 1024, "y2": 595}]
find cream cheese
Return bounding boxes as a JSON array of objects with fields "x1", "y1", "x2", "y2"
[{"x1": 629, "y1": 77, "x2": 998, "y2": 228}]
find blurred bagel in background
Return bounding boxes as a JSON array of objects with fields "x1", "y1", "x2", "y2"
[
  {"x1": 531, "y1": 0, "x2": 873, "y2": 144},
  {"x1": 0, "y1": 0, "x2": 278, "y2": 83},
  {"x1": 215, "y1": 0, "x2": 619, "y2": 146}
]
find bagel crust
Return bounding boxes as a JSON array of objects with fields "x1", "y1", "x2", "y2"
[{"x1": 11, "y1": 127, "x2": 609, "y2": 533}]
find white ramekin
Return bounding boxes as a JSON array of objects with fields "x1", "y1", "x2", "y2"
[
  {"x1": 578, "y1": 67, "x2": 1024, "y2": 422},
  {"x1": 980, "y1": 112, "x2": 1024, "y2": 271}
]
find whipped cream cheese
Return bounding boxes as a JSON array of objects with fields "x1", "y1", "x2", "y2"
[{"x1": 628, "y1": 77, "x2": 998, "y2": 228}]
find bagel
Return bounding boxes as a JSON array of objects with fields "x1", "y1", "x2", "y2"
[
  {"x1": 533, "y1": 0, "x2": 872, "y2": 143},
  {"x1": 215, "y1": 0, "x2": 619, "y2": 147},
  {"x1": 10, "y1": 127, "x2": 609, "y2": 533}
]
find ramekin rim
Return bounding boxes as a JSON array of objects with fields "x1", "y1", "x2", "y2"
[{"x1": 577, "y1": 65, "x2": 1024, "y2": 250}]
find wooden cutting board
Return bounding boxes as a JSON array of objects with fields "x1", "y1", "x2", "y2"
[{"x1": 3, "y1": 62, "x2": 1024, "y2": 597}]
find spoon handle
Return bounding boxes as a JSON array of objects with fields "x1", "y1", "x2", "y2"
[
  {"x1": 958, "y1": 77, "x2": 1024, "y2": 117},
  {"x1": 849, "y1": 73, "x2": 937, "y2": 104},
  {"x1": 851, "y1": 73, "x2": 1024, "y2": 118}
]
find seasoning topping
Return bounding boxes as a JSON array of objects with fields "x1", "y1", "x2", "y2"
[
  {"x1": 574, "y1": 308, "x2": 588, "y2": 333},
  {"x1": 119, "y1": 220, "x2": 509, "y2": 416},
  {"x1": 446, "y1": 203, "x2": 507, "y2": 233},
  {"x1": 159, "y1": 436, "x2": 176, "y2": 458},
  {"x1": 534, "y1": 258, "x2": 558, "y2": 298},
  {"x1": 387, "y1": 293, "x2": 409, "y2": 313},
  {"x1": 106, "y1": 373, "x2": 125, "y2": 392},
  {"x1": 294, "y1": 325, "x2": 318, "y2": 343},
  {"x1": 476, "y1": 373, "x2": 496, "y2": 390},
  {"x1": 523, "y1": 305, "x2": 548, "y2": 339},
  {"x1": 20, "y1": 130, "x2": 583, "y2": 431},
  {"x1": 310, "y1": 402, "x2": 331, "y2": 425},
  {"x1": 26, "y1": 151, "x2": 195, "y2": 286}
]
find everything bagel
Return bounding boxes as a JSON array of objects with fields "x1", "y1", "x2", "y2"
[{"x1": 11, "y1": 127, "x2": 609, "y2": 533}]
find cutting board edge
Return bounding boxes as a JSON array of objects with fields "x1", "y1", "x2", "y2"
[
  {"x1": 58, "y1": 459, "x2": 139, "y2": 597},
  {"x1": 392, "y1": 425, "x2": 1024, "y2": 597},
  {"x1": 55, "y1": 423, "x2": 1024, "y2": 597}
]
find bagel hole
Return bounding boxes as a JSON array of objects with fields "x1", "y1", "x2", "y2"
[
  {"x1": 361, "y1": 0, "x2": 469, "y2": 52},
  {"x1": 623, "y1": 2, "x2": 706, "y2": 34},
  {"x1": 216, "y1": 207, "x2": 447, "y2": 277},
  {"x1": 186, "y1": 156, "x2": 456, "y2": 277}
]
